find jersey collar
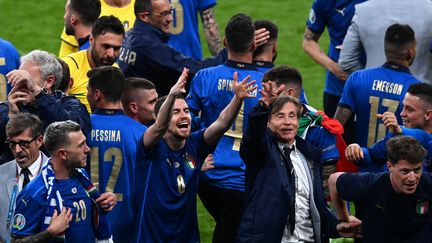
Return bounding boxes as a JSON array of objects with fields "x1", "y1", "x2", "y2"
[
  {"x1": 224, "y1": 60, "x2": 258, "y2": 71},
  {"x1": 78, "y1": 35, "x2": 90, "y2": 48},
  {"x1": 252, "y1": 60, "x2": 274, "y2": 69},
  {"x1": 93, "y1": 109, "x2": 124, "y2": 115},
  {"x1": 383, "y1": 62, "x2": 411, "y2": 74}
]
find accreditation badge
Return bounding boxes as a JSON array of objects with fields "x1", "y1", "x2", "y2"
[{"x1": 416, "y1": 200, "x2": 429, "y2": 215}]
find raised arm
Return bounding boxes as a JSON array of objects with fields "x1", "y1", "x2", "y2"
[
  {"x1": 239, "y1": 81, "x2": 285, "y2": 164},
  {"x1": 143, "y1": 68, "x2": 189, "y2": 148},
  {"x1": 200, "y1": 7, "x2": 222, "y2": 55},
  {"x1": 203, "y1": 72, "x2": 257, "y2": 147},
  {"x1": 302, "y1": 27, "x2": 348, "y2": 81}
]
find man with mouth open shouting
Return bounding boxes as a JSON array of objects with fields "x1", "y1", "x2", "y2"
[
  {"x1": 344, "y1": 83, "x2": 432, "y2": 172},
  {"x1": 131, "y1": 67, "x2": 257, "y2": 242},
  {"x1": 329, "y1": 136, "x2": 432, "y2": 242}
]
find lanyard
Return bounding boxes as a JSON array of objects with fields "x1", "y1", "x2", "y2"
[{"x1": 5, "y1": 153, "x2": 44, "y2": 232}]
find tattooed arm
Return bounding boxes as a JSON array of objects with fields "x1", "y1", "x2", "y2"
[
  {"x1": 12, "y1": 208, "x2": 72, "y2": 243},
  {"x1": 334, "y1": 106, "x2": 353, "y2": 127},
  {"x1": 12, "y1": 231, "x2": 53, "y2": 243},
  {"x1": 200, "y1": 7, "x2": 222, "y2": 56},
  {"x1": 302, "y1": 27, "x2": 348, "y2": 81}
]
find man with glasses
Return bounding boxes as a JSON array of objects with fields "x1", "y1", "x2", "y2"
[
  {"x1": 118, "y1": 0, "x2": 229, "y2": 97},
  {"x1": 0, "y1": 50, "x2": 90, "y2": 163},
  {"x1": 0, "y1": 113, "x2": 50, "y2": 243}
]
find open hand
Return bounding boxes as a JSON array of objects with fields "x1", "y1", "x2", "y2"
[
  {"x1": 47, "y1": 208, "x2": 72, "y2": 236},
  {"x1": 254, "y1": 28, "x2": 270, "y2": 47},
  {"x1": 232, "y1": 72, "x2": 257, "y2": 100},
  {"x1": 345, "y1": 143, "x2": 363, "y2": 161},
  {"x1": 169, "y1": 68, "x2": 189, "y2": 97},
  {"x1": 201, "y1": 154, "x2": 215, "y2": 172},
  {"x1": 259, "y1": 81, "x2": 285, "y2": 108}
]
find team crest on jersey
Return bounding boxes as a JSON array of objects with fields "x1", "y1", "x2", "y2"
[
  {"x1": 309, "y1": 9, "x2": 316, "y2": 23},
  {"x1": 183, "y1": 153, "x2": 196, "y2": 170},
  {"x1": 12, "y1": 214, "x2": 26, "y2": 230},
  {"x1": 416, "y1": 200, "x2": 429, "y2": 215}
]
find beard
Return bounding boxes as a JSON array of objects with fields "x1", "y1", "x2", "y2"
[
  {"x1": 65, "y1": 23, "x2": 74, "y2": 36},
  {"x1": 167, "y1": 126, "x2": 190, "y2": 140},
  {"x1": 91, "y1": 47, "x2": 115, "y2": 67}
]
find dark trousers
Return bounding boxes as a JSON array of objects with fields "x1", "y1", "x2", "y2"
[
  {"x1": 198, "y1": 180, "x2": 246, "y2": 243},
  {"x1": 324, "y1": 92, "x2": 356, "y2": 145}
]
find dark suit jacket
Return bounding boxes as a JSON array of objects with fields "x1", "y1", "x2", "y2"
[{"x1": 236, "y1": 104, "x2": 339, "y2": 243}]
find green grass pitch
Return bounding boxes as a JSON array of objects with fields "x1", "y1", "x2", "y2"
[{"x1": 0, "y1": 0, "x2": 353, "y2": 242}]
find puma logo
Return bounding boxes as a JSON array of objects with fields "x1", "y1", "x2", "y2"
[
  {"x1": 336, "y1": 8, "x2": 345, "y2": 16},
  {"x1": 21, "y1": 199, "x2": 29, "y2": 207},
  {"x1": 375, "y1": 203, "x2": 387, "y2": 212}
]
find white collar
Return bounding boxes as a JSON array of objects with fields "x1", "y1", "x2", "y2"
[
  {"x1": 17, "y1": 152, "x2": 42, "y2": 177},
  {"x1": 278, "y1": 140, "x2": 297, "y2": 155}
]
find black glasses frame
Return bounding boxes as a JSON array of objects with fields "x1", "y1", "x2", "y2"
[{"x1": 6, "y1": 135, "x2": 39, "y2": 150}]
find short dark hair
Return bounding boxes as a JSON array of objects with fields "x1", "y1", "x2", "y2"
[
  {"x1": 122, "y1": 77, "x2": 156, "y2": 104},
  {"x1": 384, "y1": 23, "x2": 416, "y2": 60},
  {"x1": 263, "y1": 65, "x2": 302, "y2": 90},
  {"x1": 87, "y1": 66, "x2": 125, "y2": 103},
  {"x1": 70, "y1": 0, "x2": 101, "y2": 26},
  {"x1": 253, "y1": 20, "x2": 278, "y2": 58},
  {"x1": 407, "y1": 83, "x2": 432, "y2": 107},
  {"x1": 44, "y1": 120, "x2": 82, "y2": 155},
  {"x1": 154, "y1": 94, "x2": 185, "y2": 117},
  {"x1": 387, "y1": 136, "x2": 427, "y2": 165},
  {"x1": 270, "y1": 96, "x2": 302, "y2": 118},
  {"x1": 134, "y1": 0, "x2": 153, "y2": 18},
  {"x1": 6, "y1": 113, "x2": 42, "y2": 139},
  {"x1": 56, "y1": 58, "x2": 71, "y2": 93},
  {"x1": 225, "y1": 13, "x2": 255, "y2": 53},
  {"x1": 92, "y1": 15, "x2": 125, "y2": 37}
]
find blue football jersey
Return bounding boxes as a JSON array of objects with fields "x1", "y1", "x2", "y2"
[
  {"x1": 186, "y1": 60, "x2": 262, "y2": 191},
  {"x1": 168, "y1": 0, "x2": 216, "y2": 60},
  {"x1": 132, "y1": 129, "x2": 213, "y2": 242},
  {"x1": 339, "y1": 63, "x2": 421, "y2": 149},
  {"x1": 11, "y1": 175, "x2": 95, "y2": 242},
  {"x1": 0, "y1": 38, "x2": 20, "y2": 101},
  {"x1": 306, "y1": 0, "x2": 366, "y2": 96},
  {"x1": 362, "y1": 127, "x2": 432, "y2": 172},
  {"x1": 87, "y1": 109, "x2": 146, "y2": 243}
]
